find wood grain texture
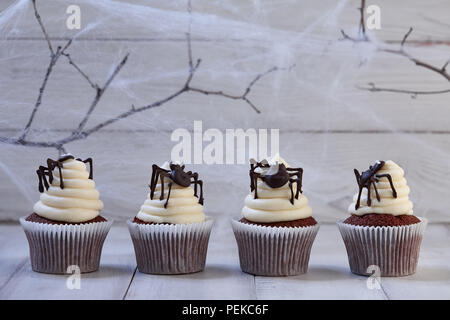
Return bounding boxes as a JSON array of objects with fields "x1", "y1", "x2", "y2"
[
  {"x1": 0, "y1": 221, "x2": 448, "y2": 300},
  {"x1": 1, "y1": 0, "x2": 450, "y2": 224},
  {"x1": 1, "y1": 132, "x2": 449, "y2": 222},
  {"x1": 0, "y1": 223, "x2": 136, "y2": 299},
  {"x1": 124, "y1": 216, "x2": 256, "y2": 299}
]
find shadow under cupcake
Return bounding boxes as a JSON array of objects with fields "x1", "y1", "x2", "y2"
[
  {"x1": 337, "y1": 160, "x2": 427, "y2": 277},
  {"x1": 21, "y1": 155, "x2": 112, "y2": 274},
  {"x1": 232, "y1": 154, "x2": 319, "y2": 276},
  {"x1": 127, "y1": 162, "x2": 213, "y2": 275}
]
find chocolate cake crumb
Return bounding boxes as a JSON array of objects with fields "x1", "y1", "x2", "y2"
[
  {"x1": 26, "y1": 213, "x2": 106, "y2": 225},
  {"x1": 132, "y1": 216, "x2": 173, "y2": 225},
  {"x1": 343, "y1": 213, "x2": 420, "y2": 227},
  {"x1": 239, "y1": 216, "x2": 317, "y2": 228}
]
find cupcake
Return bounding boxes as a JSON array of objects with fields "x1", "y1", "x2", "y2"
[
  {"x1": 337, "y1": 160, "x2": 427, "y2": 277},
  {"x1": 20, "y1": 154, "x2": 112, "y2": 274},
  {"x1": 232, "y1": 154, "x2": 319, "y2": 276},
  {"x1": 127, "y1": 161, "x2": 213, "y2": 274}
]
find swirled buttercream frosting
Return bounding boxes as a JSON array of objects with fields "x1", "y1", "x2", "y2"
[
  {"x1": 242, "y1": 154, "x2": 312, "y2": 223},
  {"x1": 136, "y1": 162, "x2": 206, "y2": 224},
  {"x1": 33, "y1": 155, "x2": 104, "y2": 223},
  {"x1": 348, "y1": 160, "x2": 413, "y2": 216}
]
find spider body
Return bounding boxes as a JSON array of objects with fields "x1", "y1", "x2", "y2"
[
  {"x1": 169, "y1": 164, "x2": 192, "y2": 187},
  {"x1": 353, "y1": 160, "x2": 398, "y2": 210},
  {"x1": 249, "y1": 161, "x2": 303, "y2": 205},
  {"x1": 149, "y1": 163, "x2": 203, "y2": 208},
  {"x1": 261, "y1": 163, "x2": 290, "y2": 188}
]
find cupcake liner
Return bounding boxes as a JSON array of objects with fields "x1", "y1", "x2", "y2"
[
  {"x1": 231, "y1": 219, "x2": 320, "y2": 276},
  {"x1": 127, "y1": 217, "x2": 213, "y2": 275},
  {"x1": 337, "y1": 217, "x2": 427, "y2": 277},
  {"x1": 20, "y1": 217, "x2": 113, "y2": 274}
]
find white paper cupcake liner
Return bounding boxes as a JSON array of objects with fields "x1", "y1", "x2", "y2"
[
  {"x1": 231, "y1": 219, "x2": 320, "y2": 276},
  {"x1": 20, "y1": 216, "x2": 113, "y2": 274},
  {"x1": 337, "y1": 217, "x2": 427, "y2": 277},
  {"x1": 127, "y1": 217, "x2": 213, "y2": 275}
]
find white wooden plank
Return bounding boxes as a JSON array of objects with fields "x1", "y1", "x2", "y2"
[
  {"x1": 3, "y1": 0, "x2": 449, "y2": 42},
  {"x1": 1, "y1": 40, "x2": 450, "y2": 133},
  {"x1": 0, "y1": 223, "x2": 448, "y2": 299},
  {"x1": 380, "y1": 224, "x2": 450, "y2": 300},
  {"x1": 1, "y1": 132, "x2": 449, "y2": 223},
  {"x1": 0, "y1": 224, "x2": 28, "y2": 291},
  {"x1": 254, "y1": 224, "x2": 388, "y2": 299},
  {"x1": 0, "y1": 222, "x2": 136, "y2": 299},
  {"x1": 124, "y1": 216, "x2": 256, "y2": 299}
]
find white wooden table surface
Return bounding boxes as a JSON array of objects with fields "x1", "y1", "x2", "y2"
[{"x1": 1, "y1": 217, "x2": 449, "y2": 300}]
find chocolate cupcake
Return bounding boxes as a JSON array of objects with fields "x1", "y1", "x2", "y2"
[
  {"x1": 20, "y1": 154, "x2": 112, "y2": 274},
  {"x1": 127, "y1": 162, "x2": 213, "y2": 275},
  {"x1": 232, "y1": 154, "x2": 319, "y2": 276},
  {"x1": 337, "y1": 160, "x2": 427, "y2": 277}
]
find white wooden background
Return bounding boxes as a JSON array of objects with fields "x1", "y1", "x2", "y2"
[
  {"x1": 1, "y1": 0, "x2": 450, "y2": 223},
  {"x1": 0, "y1": 0, "x2": 450, "y2": 300}
]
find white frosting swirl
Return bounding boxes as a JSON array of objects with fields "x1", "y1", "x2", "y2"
[
  {"x1": 242, "y1": 154, "x2": 312, "y2": 223},
  {"x1": 33, "y1": 157, "x2": 104, "y2": 223},
  {"x1": 136, "y1": 162, "x2": 206, "y2": 224},
  {"x1": 348, "y1": 160, "x2": 413, "y2": 216}
]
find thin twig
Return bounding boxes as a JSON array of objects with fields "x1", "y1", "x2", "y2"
[
  {"x1": 357, "y1": 83, "x2": 450, "y2": 96},
  {"x1": 61, "y1": 52, "x2": 99, "y2": 90},
  {"x1": 401, "y1": 27, "x2": 413, "y2": 47},
  {"x1": 1, "y1": 0, "x2": 293, "y2": 152},
  {"x1": 74, "y1": 54, "x2": 129, "y2": 134},
  {"x1": 31, "y1": 0, "x2": 53, "y2": 54},
  {"x1": 342, "y1": 0, "x2": 450, "y2": 95},
  {"x1": 359, "y1": 0, "x2": 367, "y2": 40}
]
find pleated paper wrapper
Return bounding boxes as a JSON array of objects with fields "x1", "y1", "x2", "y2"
[
  {"x1": 337, "y1": 217, "x2": 427, "y2": 277},
  {"x1": 127, "y1": 217, "x2": 213, "y2": 275},
  {"x1": 231, "y1": 219, "x2": 320, "y2": 276},
  {"x1": 20, "y1": 217, "x2": 113, "y2": 274}
]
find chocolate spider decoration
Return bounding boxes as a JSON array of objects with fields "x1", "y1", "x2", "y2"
[
  {"x1": 353, "y1": 160, "x2": 397, "y2": 210},
  {"x1": 36, "y1": 154, "x2": 93, "y2": 192},
  {"x1": 149, "y1": 163, "x2": 204, "y2": 208},
  {"x1": 249, "y1": 161, "x2": 303, "y2": 205}
]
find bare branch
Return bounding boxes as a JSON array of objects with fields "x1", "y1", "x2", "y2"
[
  {"x1": 401, "y1": 27, "x2": 413, "y2": 47},
  {"x1": 358, "y1": 83, "x2": 450, "y2": 96},
  {"x1": 1, "y1": 0, "x2": 293, "y2": 152},
  {"x1": 74, "y1": 53, "x2": 129, "y2": 134},
  {"x1": 342, "y1": 0, "x2": 450, "y2": 95},
  {"x1": 61, "y1": 52, "x2": 99, "y2": 90},
  {"x1": 32, "y1": 0, "x2": 53, "y2": 54},
  {"x1": 359, "y1": 0, "x2": 367, "y2": 39}
]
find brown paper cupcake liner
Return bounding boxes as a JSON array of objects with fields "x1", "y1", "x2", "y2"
[
  {"x1": 20, "y1": 217, "x2": 113, "y2": 274},
  {"x1": 231, "y1": 219, "x2": 320, "y2": 276},
  {"x1": 127, "y1": 217, "x2": 213, "y2": 275},
  {"x1": 337, "y1": 217, "x2": 427, "y2": 277}
]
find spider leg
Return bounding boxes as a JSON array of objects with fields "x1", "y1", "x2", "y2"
[
  {"x1": 36, "y1": 166, "x2": 50, "y2": 192},
  {"x1": 287, "y1": 168, "x2": 303, "y2": 195},
  {"x1": 353, "y1": 169, "x2": 361, "y2": 186},
  {"x1": 253, "y1": 173, "x2": 258, "y2": 199},
  {"x1": 371, "y1": 178, "x2": 380, "y2": 202},
  {"x1": 367, "y1": 183, "x2": 372, "y2": 206},
  {"x1": 197, "y1": 179, "x2": 204, "y2": 205},
  {"x1": 288, "y1": 180, "x2": 294, "y2": 205},
  {"x1": 192, "y1": 173, "x2": 198, "y2": 198},
  {"x1": 250, "y1": 171, "x2": 260, "y2": 199},
  {"x1": 160, "y1": 174, "x2": 165, "y2": 201},
  {"x1": 149, "y1": 165, "x2": 157, "y2": 199},
  {"x1": 56, "y1": 164, "x2": 64, "y2": 189},
  {"x1": 164, "y1": 182, "x2": 172, "y2": 208},
  {"x1": 355, "y1": 186, "x2": 363, "y2": 210},
  {"x1": 376, "y1": 174, "x2": 397, "y2": 198}
]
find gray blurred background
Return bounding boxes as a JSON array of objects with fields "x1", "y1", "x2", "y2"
[{"x1": 1, "y1": 0, "x2": 449, "y2": 223}]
